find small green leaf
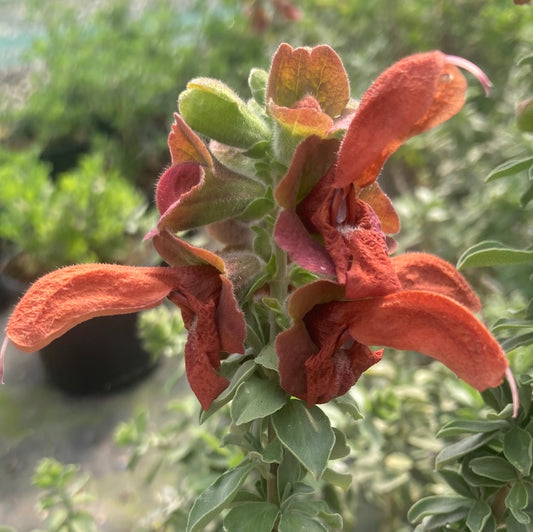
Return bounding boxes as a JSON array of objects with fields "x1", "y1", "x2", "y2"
[
  {"x1": 179, "y1": 77, "x2": 270, "y2": 149},
  {"x1": 332, "y1": 392, "x2": 363, "y2": 420},
  {"x1": 200, "y1": 359, "x2": 257, "y2": 423},
  {"x1": 520, "y1": 180, "x2": 533, "y2": 207},
  {"x1": 503, "y1": 427, "x2": 533, "y2": 476},
  {"x1": 272, "y1": 400, "x2": 335, "y2": 478},
  {"x1": 457, "y1": 241, "x2": 533, "y2": 270},
  {"x1": 436, "y1": 433, "x2": 499, "y2": 468},
  {"x1": 186, "y1": 462, "x2": 255, "y2": 532},
  {"x1": 278, "y1": 511, "x2": 327, "y2": 532},
  {"x1": 466, "y1": 500, "x2": 492, "y2": 532},
  {"x1": 261, "y1": 437, "x2": 284, "y2": 464},
  {"x1": 223, "y1": 502, "x2": 279, "y2": 532},
  {"x1": 507, "y1": 511, "x2": 532, "y2": 531},
  {"x1": 407, "y1": 495, "x2": 472, "y2": 523},
  {"x1": 469, "y1": 456, "x2": 517, "y2": 482},
  {"x1": 486, "y1": 156, "x2": 533, "y2": 181},
  {"x1": 330, "y1": 428, "x2": 351, "y2": 460},
  {"x1": 500, "y1": 332, "x2": 533, "y2": 352},
  {"x1": 231, "y1": 377, "x2": 287, "y2": 425},
  {"x1": 419, "y1": 508, "x2": 470, "y2": 530},
  {"x1": 506, "y1": 481, "x2": 529, "y2": 512},
  {"x1": 439, "y1": 469, "x2": 473, "y2": 498},
  {"x1": 255, "y1": 343, "x2": 279, "y2": 371},
  {"x1": 437, "y1": 419, "x2": 509, "y2": 438},
  {"x1": 249, "y1": 68, "x2": 268, "y2": 107},
  {"x1": 321, "y1": 467, "x2": 352, "y2": 490}
]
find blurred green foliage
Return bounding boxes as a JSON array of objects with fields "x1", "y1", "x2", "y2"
[{"x1": 0, "y1": 149, "x2": 153, "y2": 279}]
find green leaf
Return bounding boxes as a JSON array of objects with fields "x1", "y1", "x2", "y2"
[
  {"x1": 503, "y1": 427, "x2": 533, "y2": 476},
  {"x1": 278, "y1": 511, "x2": 327, "y2": 532},
  {"x1": 329, "y1": 428, "x2": 351, "y2": 460},
  {"x1": 457, "y1": 241, "x2": 533, "y2": 270},
  {"x1": 491, "y1": 318, "x2": 533, "y2": 334},
  {"x1": 332, "y1": 393, "x2": 363, "y2": 420},
  {"x1": 255, "y1": 343, "x2": 279, "y2": 371},
  {"x1": 486, "y1": 156, "x2": 533, "y2": 181},
  {"x1": 469, "y1": 456, "x2": 517, "y2": 482},
  {"x1": 500, "y1": 332, "x2": 533, "y2": 352},
  {"x1": 520, "y1": 180, "x2": 533, "y2": 207},
  {"x1": 419, "y1": 508, "x2": 470, "y2": 530},
  {"x1": 200, "y1": 359, "x2": 257, "y2": 423},
  {"x1": 223, "y1": 502, "x2": 279, "y2": 532},
  {"x1": 272, "y1": 400, "x2": 335, "y2": 479},
  {"x1": 506, "y1": 481, "x2": 529, "y2": 513},
  {"x1": 231, "y1": 377, "x2": 287, "y2": 425},
  {"x1": 466, "y1": 500, "x2": 492, "y2": 532},
  {"x1": 437, "y1": 419, "x2": 509, "y2": 438},
  {"x1": 321, "y1": 467, "x2": 352, "y2": 490},
  {"x1": 407, "y1": 495, "x2": 472, "y2": 523},
  {"x1": 186, "y1": 462, "x2": 255, "y2": 532},
  {"x1": 179, "y1": 77, "x2": 270, "y2": 149},
  {"x1": 439, "y1": 469, "x2": 473, "y2": 498},
  {"x1": 436, "y1": 433, "x2": 499, "y2": 468},
  {"x1": 507, "y1": 514, "x2": 531, "y2": 532}
]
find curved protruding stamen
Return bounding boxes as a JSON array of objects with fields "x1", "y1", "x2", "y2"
[
  {"x1": 0, "y1": 336, "x2": 8, "y2": 384},
  {"x1": 505, "y1": 367, "x2": 520, "y2": 419},
  {"x1": 445, "y1": 55, "x2": 493, "y2": 97}
]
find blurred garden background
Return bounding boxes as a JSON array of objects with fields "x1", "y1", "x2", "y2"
[{"x1": 0, "y1": 0, "x2": 531, "y2": 530}]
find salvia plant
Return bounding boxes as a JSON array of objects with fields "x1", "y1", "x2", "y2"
[{"x1": 1, "y1": 44, "x2": 529, "y2": 531}]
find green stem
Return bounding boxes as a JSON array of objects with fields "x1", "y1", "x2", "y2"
[{"x1": 266, "y1": 420, "x2": 280, "y2": 508}]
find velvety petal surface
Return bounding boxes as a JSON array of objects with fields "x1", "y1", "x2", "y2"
[
  {"x1": 391, "y1": 253, "x2": 481, "y2": 312},
  {"x1": 266, "y1": 43, "x2": 350, "y2": 117},
  {"x1": 168, "y1": 113, "x2": 213, "y2": 167},
  {"x1": 334, "y1": 51, "x2": 467, "y2": 189},
  {"x1": 5, "y1": 264, "x2": 183, "y2": 352},
  {"x1": 344, "y1": 291, "x2": 507, "y2": 391}
]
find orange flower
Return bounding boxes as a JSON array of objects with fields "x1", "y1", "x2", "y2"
[
  {"x1": 1, "y1": 233, "x2": 246, "y2": 410},
  {"x1": 276, "y1": 254, "x2": 508, "y2": 406}
]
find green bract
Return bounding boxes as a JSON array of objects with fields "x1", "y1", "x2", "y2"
[{"x1": 178, "y1": 77, "x2": 270, "y2": 149}]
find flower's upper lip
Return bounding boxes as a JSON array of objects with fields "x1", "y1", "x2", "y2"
[{"x1": 445, "y1": 54, "x2": 493, "y2": 96}]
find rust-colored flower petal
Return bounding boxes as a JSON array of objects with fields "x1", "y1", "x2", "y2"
[
  {"x1": 152, "y1": 229, "x2": 225, "y2": 271},
  {"x1": 266, "y1": 43, "x2": 350, "y2": 117},
  {"x1": 168, "y1": 113, "x2": 213, "y2": 167},
  {"x1": 268, "y1": 100, "x2": 333, "y2": 139},
  {"x1": 359, "y1": 182, "x2": 400, "y2": 234},
  {"x1": 5, "y1": 264, "x2": 183, "y2": 353},
  {"x1": 274, "y1": 135, "x2": 339, "y2": 210},
  {"x1": 155, "y1": 162, "x2": 203, "y2": 216},
  {"x1": 276, "y1": 310, "x2": 382, "y2": 406},
  {"x1": 391, "y1": 252, "x2": 481, "y2": 312},
  {"x1": 345, "y1": 290, "x2": 507, "y2": 391},
  {"x1": 274, "y1": 210, "x2": 336, "y2": 276},
  {"x1": 335, "y1": 51, "x2": 467, "y2": 189}
]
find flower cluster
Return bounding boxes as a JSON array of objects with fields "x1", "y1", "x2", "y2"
[{"x1": 1, "y1": 44, "x2": 508, "y2": 412}]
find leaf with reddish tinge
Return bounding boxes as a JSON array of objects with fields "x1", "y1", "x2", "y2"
[
  {"x1": 359, "y1": 183, "x2": 400, "y2": 234},
  {"x1": 267, "y1": 43, "x2": 350, "y2": 117},
  {"x1": 335, "y1": 51, "x2": 467, "y2": 189},
  {"x1": 274, "y1": 136, "x2": 340, "y2": 209},
  {"x1": 269, "y1": 100, "x2": 333, "y2": 139},
  {"x1": 156, "y1": 160, "x2": 266, "y2": 232},
  {"x1": 168, "y1": 113, "x2": 213, "y2": 167}
]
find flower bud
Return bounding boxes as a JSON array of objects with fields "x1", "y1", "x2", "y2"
[{"x1": 178, "y1": 78, "x2": 270, "y2": 149}]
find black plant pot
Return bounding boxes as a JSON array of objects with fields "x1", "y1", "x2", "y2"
[{"x1": 39, "y1": 313, "x2": 157, "y2": 395}]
